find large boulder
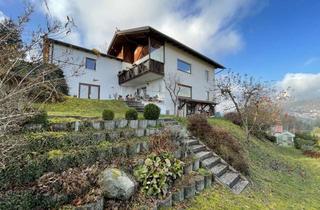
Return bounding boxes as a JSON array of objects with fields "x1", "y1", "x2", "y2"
[{"x1": 98, "y1": 168, "x2": 136, "y2": 200}]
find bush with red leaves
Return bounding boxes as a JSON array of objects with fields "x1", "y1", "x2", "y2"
[
  {"x1": 303, "y1": 150, "x2": 320, "y2": 159},
  {"x1": 223, "y1": 112, "x2": 242, "y2": 126}
]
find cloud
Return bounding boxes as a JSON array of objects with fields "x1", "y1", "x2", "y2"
[
  {"x1": 278, "y1": 73, "x2": 320, "y2": 101},
  {"x1": 40, "y1": 0, "x2": 258, "y2": 57},
  {"x1": 0, "y1": 10, "x2": 8, "y2": 22},
  {"x1": 303, "y1": 57, "x2": 320, "y2": 66}
]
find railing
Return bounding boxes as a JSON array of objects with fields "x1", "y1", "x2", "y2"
[{"x1": 118, "y1": 59, "x2": 164, "y2": 85}]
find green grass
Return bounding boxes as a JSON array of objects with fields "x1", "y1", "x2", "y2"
[
  {"x1": 177, "y1": 118, "x2": 320, "y2": 210},
  {"x1": 38, "y1": 96, "x2": 131, "y2": 119}
]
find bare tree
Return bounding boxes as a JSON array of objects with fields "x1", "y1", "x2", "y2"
[
  {"x1": 0, "y1": 3, "x2": 75, "y2": 168},
  {"x1": 163, "y1": 73, "x2": 181, "y2": 116},
  {"x1": 216, "y1": 71, "x2": 287, "y2": 141}
]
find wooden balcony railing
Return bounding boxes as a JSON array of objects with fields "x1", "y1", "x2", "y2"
[{"x1": 118, "y1": 59, "x2": 164, "y2": 85}]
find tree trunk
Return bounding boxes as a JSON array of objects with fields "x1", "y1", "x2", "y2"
[
  {"x1": 173, "y1": 102, "x2": 177, "y2": 116},
  {"x1": 245, "y1": 125, "x2": 250, "y2": 142}
]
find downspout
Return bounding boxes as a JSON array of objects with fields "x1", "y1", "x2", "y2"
[{"x1": 148, "y1": 35, "x2": 151, "y2": 70}]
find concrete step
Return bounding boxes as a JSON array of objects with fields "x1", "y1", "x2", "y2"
[
  {"x1": 231, "y1": 179, "x2": 249, "y2": 194},
  {"x1": 191, "y1": 144, "x2": 207, "y2": 153},
  {"x1": 219, "y1": 171, "x2": 241, "y2": 188},
  {"x1": 195, "y1": 151, "x2": 213, "y2": 161},
  {"x1": 202, "y1": 156, "x2": 220, "y2": 169},
  {"x1": 210, "y1": 163, "x2": 228, "y2": 177},
  {"x1": 182, "y1": 139, "x2": 199, "y2": 146}
]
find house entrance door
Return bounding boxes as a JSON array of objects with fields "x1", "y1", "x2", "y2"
[{"x1": 137, "y1": 87, "x2": 147, "y2": 98}]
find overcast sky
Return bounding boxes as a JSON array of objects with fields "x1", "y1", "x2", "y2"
[{"x1": 1, "y1": 0, "x2": 319, "y2": 101}]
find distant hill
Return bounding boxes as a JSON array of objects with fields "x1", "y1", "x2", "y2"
[{"x1": 284, "y1": 98, "x2": 320, "y2": 121}]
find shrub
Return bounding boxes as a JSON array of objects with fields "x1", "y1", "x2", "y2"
[
  {"x1": 125, "y1": 108, "x2": 138, "y2": 120},
  {"x1": 28, "y1": 64, "x2": 69, "y2": 103},
  {"x1": 294, "y1": 138, "x2": 302, "y2": 149},
  {"x1": 223, "y1": 112, "x2": 242, "y2": 126},
  {"x1": 27, "y1": 110, "x2": 48, "y2": 125},
  {"x1": 187, "y1": 114, "x2": 211, "y2": 140},
  {"x1": 143, "y1": 104, "x2": 160, "y2": 120},
  {"x1": 0, "y1": 190, "x2": 59, "y2": 209},
  {"x1": 134, "y1": 153, "x2": 183, "y2": 198},
  {"x1": 149, "y1": 129, "x2": 176, "y2": 154},
  {"x1": 102, "y1": 109, "x2": 114, "y2": 120},
  {"x1": 303, "y1": 150, "x2": 320, "y2": 158},
  {"x1": 37, "y1": 166, "x2": 98, "y2": 202},
  {"x1": 253, "y1": 130, "x2": 276, "y2": 143},
  {"x1": 187, "y1": 114, "x2": 249, "y2": 175},
  {"x1": 265, "y1": 133, "x2": 277, "y2": 143}
]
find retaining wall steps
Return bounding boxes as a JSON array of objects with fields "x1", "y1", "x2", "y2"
[{"x1": 181, "y1": 138, "x2": 249, "y2": 194}]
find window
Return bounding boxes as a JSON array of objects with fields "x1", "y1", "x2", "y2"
[
  {"x1": 205, "y1": 70, "x2": 209, "y2": 82},
  {"x1": 177, "y1": 59, "x2": 191, "y2": 73},
  {"x1": 178, "y1": 84, "x2": 192, "y2": 98},
  {"x1": 79, "y1": 83, "x2": 100, "y2": 99},
  {"x1": 206, "y1": 91, "x2": 210, "y2": 101},
  {"x1": 85, "y1": 57, "x2": 96, "y2": 70}
]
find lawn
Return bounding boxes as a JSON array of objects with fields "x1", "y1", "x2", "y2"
[
  {"x1": 176, "y1": 118, "x2": 320, "y2": 210},
  {"x1": 38, "y1": 96, "x2": 131, "y2": 120}
]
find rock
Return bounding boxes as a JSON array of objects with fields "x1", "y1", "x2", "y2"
[{"x1": 98, "y1": 168, "x2": 136, "y2": 200}]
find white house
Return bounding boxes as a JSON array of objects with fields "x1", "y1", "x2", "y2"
[
  {"x1": 275, "y1": 131, "x2": 295, "y2": 146},
  {"x1": 44, "y1": 26, "x2": 225, "y2": 116}
]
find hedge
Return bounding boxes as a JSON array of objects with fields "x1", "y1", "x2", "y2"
[
  {"x1": 0, "y1": 190, "x2": 63, "y2": 210},
  {"x1": 24, "y1": 131, "x2": 107, "y2": 152},
  {"x1": 0, "y1": 138, "x2": 149, "y2": 191}
]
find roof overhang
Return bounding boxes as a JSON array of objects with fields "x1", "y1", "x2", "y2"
[
  {"x1": 46, "y1": 38, "x2": 121, "y2": 61},
  {"x1": 107, "y1": 26, "x2": 225, "y2": 69},
  {"x1": 178, "y1": 97, "x2": 217, "y2": 105}
]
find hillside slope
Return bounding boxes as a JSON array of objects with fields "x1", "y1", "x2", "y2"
[
  {"x1": 37, "y1": 96, "x2": 130, "y2": 119},
  {"x1": 180, "y1": 119, "x2": 320, "y2": 210}
]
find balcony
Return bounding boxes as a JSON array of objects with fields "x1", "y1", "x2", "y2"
[{"x1": 118, "y1": 59, "x2": 164, "y2": 86}]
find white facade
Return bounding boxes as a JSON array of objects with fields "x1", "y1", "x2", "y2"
[
  {"x1": 47, "y1": 28, "x2": 221, "y2": 116},
  {"x1": 163, "y1": 42, "x2": 216, "y2": 115},
  {"x1": 49, "y1": 44, "x2": 123, "y2": 99}
]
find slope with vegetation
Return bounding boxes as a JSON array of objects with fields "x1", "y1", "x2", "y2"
[
  {"x1": 177, "y1": 118, "x2": 320, "y2": 210},
  {"x1": 37, "y1": 96, "x2": 132, "y2": 120}
]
